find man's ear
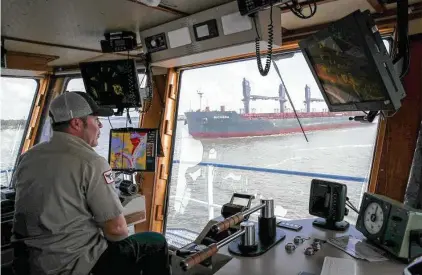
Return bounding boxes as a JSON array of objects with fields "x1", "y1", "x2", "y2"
[{"x1": 68, "y1": 118, "x2": 83, "y2": 131}]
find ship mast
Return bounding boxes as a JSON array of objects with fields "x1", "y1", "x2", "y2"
[
  {"x1": 304, "y1": 85, "x2": 324, "y2": 112},
  {"x1": 242, "y1": 77, "x2": 286, "y2": 114},
  {"x1": 197, "y1": 90, "x2": 204, "y2": 111}
]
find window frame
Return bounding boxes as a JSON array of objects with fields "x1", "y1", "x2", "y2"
[{"x1": 162, "y1": 37, "x2": 393, "y2": 231}]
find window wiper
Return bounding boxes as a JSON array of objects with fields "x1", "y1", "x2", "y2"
[{"x1": 272, "y1": 60, "x2": 309, "y2": 142}]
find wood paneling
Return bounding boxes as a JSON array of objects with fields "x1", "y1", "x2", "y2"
[
  {"x1": 134, "y1": 69, "x2": 179, "y2": 233},
  {"x1": 151, "y1": 69, "x2": 179, "y2": 233},
  {"x1": 125, "y1": 211, "x2": 146, "y2": 225},
  {"x1": 369, "y1": 36, "x2": 422, "y2": 201},
  {"x1": 5, "y1": 51, "x2": 57, "y2": 72},
  {"x1": 22, "y1": 76, "x2": 51, "y2": 152},
  {"x1": 135, "y1": 73, "x2": 167, "y2": 233}
]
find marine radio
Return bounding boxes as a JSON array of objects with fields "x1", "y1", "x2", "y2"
[
  {"x1": 100, "y1": 31, "x2": 137, "y2": 53},
  {"x1": 356, "y1": 193, "x2": 422, "y2": 261}
]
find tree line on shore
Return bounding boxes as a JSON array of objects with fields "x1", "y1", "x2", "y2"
[{"x1": 0, "y1": 119, "x2": 27, "y2": 130}]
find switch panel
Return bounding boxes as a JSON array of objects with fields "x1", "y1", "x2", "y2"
[
  {"x1": 145, "y1": 33, "x2": 168, "y2": 53},
  {"x1": 193, "y1": 19, "x2": 219, "y2": 42}
]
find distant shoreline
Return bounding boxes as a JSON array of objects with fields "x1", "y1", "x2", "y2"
[{"x1": 0, "y1": 119, "x2": 26, "y2": 130}]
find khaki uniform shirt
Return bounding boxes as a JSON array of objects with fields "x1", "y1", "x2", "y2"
[{"x1": 12, "y1": 132, "x2": 124, "y2": 275}]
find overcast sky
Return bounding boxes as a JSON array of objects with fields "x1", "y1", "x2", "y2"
[
  {"x1": 1, "y1": 78, "x2": 38, "y2": 120},
  {"x1": 178, "y1": 52, "x2": 326, "y2": 114}
]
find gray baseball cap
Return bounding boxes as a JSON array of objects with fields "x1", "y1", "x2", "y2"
[{"x1": 49, "y1": 92, "x2": 114, "y2": 123}]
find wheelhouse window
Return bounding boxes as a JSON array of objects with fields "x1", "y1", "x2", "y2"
[
  {"x1": 165, "y1": 49, "x2": 383, "y2": 244},
  {"x1": 0, "y1": 77, "x2": 38, "y2": 186}
]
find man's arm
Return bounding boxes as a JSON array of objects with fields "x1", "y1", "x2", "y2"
[
  {"x1": 100, "y1": 214, "x2": 128, "y2": 242},
  {"x1": 85, "y1": 158, "x2": 128, "y2": 242}
]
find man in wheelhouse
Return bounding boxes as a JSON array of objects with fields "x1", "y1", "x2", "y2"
[{"x1": 11, "y1": 91, "x2": 171, "y2": 275}]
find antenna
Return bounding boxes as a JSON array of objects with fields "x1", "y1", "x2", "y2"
[{"x1": 271, "y1": 60, "x2": 309, "y2": 142}]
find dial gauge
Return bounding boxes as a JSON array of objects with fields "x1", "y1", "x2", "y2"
[{"x1": 363, "y1": 202, "x2": 384, "y2": 235}]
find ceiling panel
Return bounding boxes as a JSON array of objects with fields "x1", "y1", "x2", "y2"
[
  {"x1": 281, "y1": 0, "x2": 376, "y2": 30},
  {"x1": 159, "y1": 0, "x2": 233, "y2": 15},
  {"x1": 1, "y1": 0, "x2": 179, "y2": 51}
]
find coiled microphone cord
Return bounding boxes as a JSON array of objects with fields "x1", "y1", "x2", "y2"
[{"x1": 253, "y1": 2, "x2": 273, "y2": 76}]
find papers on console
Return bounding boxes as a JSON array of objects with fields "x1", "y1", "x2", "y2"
[
  {"x1": 327, "y1": 235, "x2": 388, "y2": 262},
  {"x1": 320, "y1": 257, "x2": 356, "y2": 275}
]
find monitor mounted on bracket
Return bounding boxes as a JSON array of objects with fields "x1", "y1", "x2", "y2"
[
  {"x1": 298, "y1": 9, "x2": 406, "y2": 113},
  {"x1": 79, "y1": 59, "x2": 141, "y2": 115},
  {"x1": 108, "y1": 128, "x2": 159, "y2": 173}
]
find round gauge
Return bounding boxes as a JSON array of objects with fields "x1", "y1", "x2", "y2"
[{"x1": 363, "y1": 202, "x2": 384, "y2": 235}]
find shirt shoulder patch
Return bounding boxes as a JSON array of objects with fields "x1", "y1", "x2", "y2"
[{"x1": 103, "y1": 170, "x2": 114, "y2": 184}]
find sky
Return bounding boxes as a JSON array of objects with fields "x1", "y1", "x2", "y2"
[
  {"x1": 178, "y1": 52, "x2": 327, "y2": 114},
  {"x1": 1, "y1": 78, "x2": 38, "y2": 120}
]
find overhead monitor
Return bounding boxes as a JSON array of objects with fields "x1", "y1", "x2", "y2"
[
  {"x1": 108, "y1": 128, "x2": 158, "y2": 172},
  {"x1": 79, "y1": 59, "x2": 141, "y2": 110},
  {"x1": 299, "y1": 10, "x2": 406, "y2": 112}
]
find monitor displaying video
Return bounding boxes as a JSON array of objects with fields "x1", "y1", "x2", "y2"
[
  {"x1": 108, "y1": 128, "x2": 157, "y2": 172},
  {"x1": 299, "y1": 10, "x2": 405, "y2": 112},
  {"x1": 305, "y1": 36, "x2": 386, "y2": 105}
]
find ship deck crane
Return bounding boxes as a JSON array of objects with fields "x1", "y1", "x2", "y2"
[{"x1": 242, "y1": 78, "x2": 287, "y2": 114}]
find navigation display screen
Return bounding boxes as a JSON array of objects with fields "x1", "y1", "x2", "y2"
[
  {"x1": 309, "y1": 182, "x2": 331, "y2": 217},
  {"x1": 79, "y1": 59, "x2": 141, "y2": 109},
  {"x1": 108, "y1": 128, "x2": 157, "y2": 172},
  {"x1": 305, "y1": 35, "x2": 386, "y2": 105}
]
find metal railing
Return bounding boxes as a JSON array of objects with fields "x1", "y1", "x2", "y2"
[
  {"x1": 172, "y1": 160, "x2": 366, "y2": 183},
  {"x1": 0, "y1": 161, "x2": 367, "y2": 186}
]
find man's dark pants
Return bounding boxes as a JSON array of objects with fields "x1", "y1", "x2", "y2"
[{"x1": 91, "y1": 232, "x2": 171, "y2": 275}]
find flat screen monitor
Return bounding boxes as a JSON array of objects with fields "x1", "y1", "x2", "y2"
[
  {"x1": 298, "y1": 10, "x2": 406, "y2": 112},
  {"x1": 309, "y1": 179, "x2": 349, "y2": 231},
  {"x1": 108, "y1": 128, "x2": 158, "y2": 172},
  {"x1": 79, "y1": 59, "x2": 141, "y2": 110}
]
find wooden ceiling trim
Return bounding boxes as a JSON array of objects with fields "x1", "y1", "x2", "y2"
[
  {"x1": 5, "y1": 51, "x2": 58, "y2": 72},
  {"x1": 125, "y1": 0, "x2": 189, "y2": 16},
  {"x1": 3, "y1": 36, "x2": 103, "y2": 54},
  {"x1": 2, "y1": 36, "x2": 140, "y2": 58}
]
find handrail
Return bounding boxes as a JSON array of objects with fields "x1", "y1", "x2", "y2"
[
  {"x1": 0, "y1": 169, "x2": 13, "y2": 174},
  {"x1": 173, "y1": 160, "x2": 367, "y2": 183},
  {"x1": 1, "y1": 161, "x2": 367, "y2": 183}
]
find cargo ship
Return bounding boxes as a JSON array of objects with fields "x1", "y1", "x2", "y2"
[{"x1": 184, "y1": 78, "x2": 369, "y2": 139}]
